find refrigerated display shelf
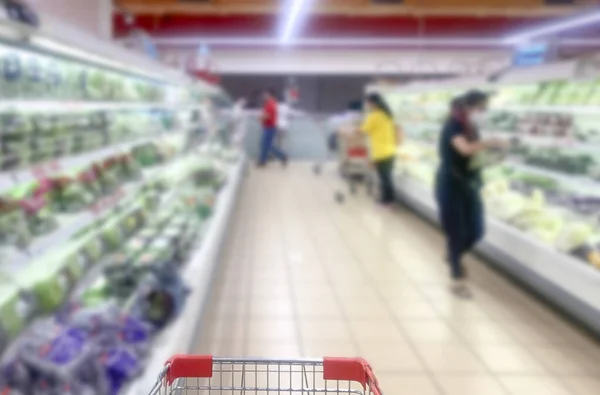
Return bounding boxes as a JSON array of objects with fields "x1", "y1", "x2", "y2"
[
  {"x1": 402, "y1": 122, "x2": 600, "y2": 196},
  {"x1": 0, "y1": 133, "x2": 174, "y2": 194},
  {"x1": 125, "y1": 156, "x2": 246, "y2": 395},
  {"x1": 504, "y1": 160, "x2": 600, "y2": 196},
  {"x1": 493, "y1": 105, "x2": 600, "y2": 115},
  {"x1": 394, "y1": 172, "x2": 600, "y2": 335},
  {"x1": 1, "y1": 148, "x2": 191, "y2": 273}
]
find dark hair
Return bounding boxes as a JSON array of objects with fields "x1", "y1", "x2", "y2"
[
  {"x1": 461, "y1": 90, "x2": 489, "y2": 108},
  {"x1": 366, "y1": 93, "x2": 393, "y2": 119},
  {"x1": 348, "y1": 100, "x2": 363, "y2": 111}
]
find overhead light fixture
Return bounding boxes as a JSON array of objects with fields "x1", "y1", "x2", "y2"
[
  {"x1": 504, "y1": 8, "x2": 600, "y2": 44},
  {"x1": 280, "y1": 0, "x2": 314, "y2": 44}
]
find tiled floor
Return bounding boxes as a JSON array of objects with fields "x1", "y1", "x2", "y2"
[{"x1": 194, "y1": 162, "x2": 600, "y2": 395}]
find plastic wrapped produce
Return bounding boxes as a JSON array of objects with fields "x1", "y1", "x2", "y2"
[
  {"x1": 17, "y1": 264, "x2": 69, "y2": 314},
  {"x1": 0, "y1": 286, "x2": 29, "y2": 341},
  {"x1": 16, "y1": 192, "x2": 57, "y2": 237},
  {"x1": 100, "y1": 224, "x2": 124, "y2": 252},
  {"x1": 131, "y1": 265, "x2": 189, "y2": 330},
  {"x1": 555, "y1": 222, "x2": 594, "y2": 252},
  {"x1": 47, "y1": 176, "x2": 95, "y2": 213},
  {"x1": 103, "y1": 346, "x2": 142, "y2": 394},
  {"x1": 1, "y1": 50, "x2": 23, "y2": 98},
  {"x1": 17, "y1": 326, "x2": 109, "y2": 394},
  {"x1": 0, "y1": 198, "x2": 30, "y2": 247}
]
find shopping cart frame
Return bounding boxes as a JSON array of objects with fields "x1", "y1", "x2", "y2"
[{"x1": 149, "y1": 355, "x2": 383, "y2": 395}]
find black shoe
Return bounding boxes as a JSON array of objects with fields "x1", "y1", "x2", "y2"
[{"x1": 451, "y1": 283, "x2": 473, "y2": 299}]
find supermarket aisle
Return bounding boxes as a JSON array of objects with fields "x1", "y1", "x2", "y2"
[
  {"x1": 243, "y1": 116, "x2": 331, "y2": 160},
  {"x1": 194, "y1": 162, "x2": 600, "y2": 395}
]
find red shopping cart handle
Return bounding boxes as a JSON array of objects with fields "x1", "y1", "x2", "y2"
[
  {"x1": 324, "y1": 357, "x2": 383, "y2": 395},
  {"x1": 164, "y1": 355, "x2": 382, "y2": 395},
  {"x1": 165, "y1": 355, "x2": 213, "y2": 383}
]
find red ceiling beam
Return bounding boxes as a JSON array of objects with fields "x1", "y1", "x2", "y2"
[{"x1": 113, "y1": 13, "x2": 553, "y2": 39}]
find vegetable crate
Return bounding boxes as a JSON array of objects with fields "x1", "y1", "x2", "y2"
[{"x1": 149, "y1": 355, "x2": 384, "y2": 394}]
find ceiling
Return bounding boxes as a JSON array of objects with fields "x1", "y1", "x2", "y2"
[{"x1": 113, "y1": 0, "x2": 600, "y2": 50}]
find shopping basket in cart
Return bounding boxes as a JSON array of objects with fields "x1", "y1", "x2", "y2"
[
  {"x1": 336, "y1": 131, "x2": 375, "y2": 196},
  {"x1": 149, "y1": 355, "x2": 384, "y2": 394}
]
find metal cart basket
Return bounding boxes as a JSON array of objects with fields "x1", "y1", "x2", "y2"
[
  {"x1": 335, "y1": 127, "x2": 375, "y2": 196},
  {"x1": 149, "y1": 355, "x2": 383, "y2": 395}
]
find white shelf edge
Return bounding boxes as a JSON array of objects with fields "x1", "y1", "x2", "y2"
[
  {"x1": 125, "y1": 157, "x2": 246, "y2": 395},
  {"x1": 0, "y1": 101, "x2": 199, "y2": 112}
]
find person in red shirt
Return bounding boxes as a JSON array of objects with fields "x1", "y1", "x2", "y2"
[{"x1": 259, "y1": 89, "x2": 288, "y2": 166}]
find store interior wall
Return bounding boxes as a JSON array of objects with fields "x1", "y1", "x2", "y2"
[
  {"x1": 221, "y1": 74, "x2": 373, "y2": 112},
  {"x1": 29, "y1": 0, "x2": 112, "y2": 38}
]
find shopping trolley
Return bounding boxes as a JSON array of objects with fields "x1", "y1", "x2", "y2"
[
  {"x1": 335, "y1": 127, "x2": 375, "y2": 197},
  {"x1": 148, "y1": 355, "x2": 384, "y2": 394},
  {"x1": 312, "y1": 114, "x2": 375, "y2": 201}
]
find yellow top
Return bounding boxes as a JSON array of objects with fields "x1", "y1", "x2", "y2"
[{"x1": 361, "y1": 109, "x2": 397, "y2": 161}]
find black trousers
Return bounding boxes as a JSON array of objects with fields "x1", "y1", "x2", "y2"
[
  {"x1": 435, "y1": 171, "x2": 485, "y2": 279},
  {"x1": 374, "y1": 156, "x2": 396, "y2": 203}
]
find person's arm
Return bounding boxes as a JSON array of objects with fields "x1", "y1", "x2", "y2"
[
  {"x1": 360, "y1": 113, "x2": 376, "y2": 136},
  {"x1": 451, "y1": 135, "x2": 504, "y2": 157}
]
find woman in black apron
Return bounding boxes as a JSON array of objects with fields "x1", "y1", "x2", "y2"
[{"x1": 436, "y1": 90, "x2": 502, "y2": 298}]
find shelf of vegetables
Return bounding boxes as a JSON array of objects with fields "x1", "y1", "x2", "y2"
[
  {"x1": 126, "y1": 154, "x2": 245, "y2": 395},
  {"x1": 0, "y1": 137, "x2": 245, "y2": 394},
  {"x1": 0, "y1": 10, "x2": 237, "y2": 395},
  {"x1": 385, "y1": 77, "x2": 600, "y2": 334}
]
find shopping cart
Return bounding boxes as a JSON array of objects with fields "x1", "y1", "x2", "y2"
[
  {"x1": 148, "y1": 355, "x2": 384, "y2": 394},
  {"x1": 335, "y1": 128, "x2": 375, "y2": 197},
  {"x1": 311, "y1": 114, "x2": 375, "y2": 201}
]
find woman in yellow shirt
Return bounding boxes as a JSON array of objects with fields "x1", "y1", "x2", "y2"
[{"x1": 361, "y1": 93, "x2": 399, "y2": 204}]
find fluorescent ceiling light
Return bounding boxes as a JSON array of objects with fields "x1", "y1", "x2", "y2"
[
  {"x1": 504, "y1": 8, "x2": 600, "y2": 44},
  {"x1": 280, "y1": 0, "x2": 313, "y2": 44},
  {"x1": 155, "y1": 36, "x2": 503, "y2": 47}
]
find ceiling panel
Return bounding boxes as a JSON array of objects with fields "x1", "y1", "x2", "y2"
[
  {"x1": 115, "y1": 0, "x2": 585, "y2": 16},
  {"x1": 113, "y1": 13, "x2": 549, "y2": 39},
  {"x1": 113, "y1": 0, "x2": 596, "y2": 47}
]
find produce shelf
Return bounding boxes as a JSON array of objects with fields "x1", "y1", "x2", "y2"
[
  {"x1": 124, "y1": 156, "x2": 246, "y2": 395},
  {"x1": 504, "y1": 160, "x2": 600, "y2": 195},
  {"x1": 0, "y1": 129, "x2": 190, "y2": 195},
  {"x1": 2, "y1": 151, "x2": 188, "y2": 273},
  {"x1": 494, "y1": 105, "x2": 600, "y2": 115},
  {"x1": 403, "y1": 122, "x2": 600, "y2": 195},
  {"x1": 394, "y1": 172, "x2": 600, "y2": 335}
]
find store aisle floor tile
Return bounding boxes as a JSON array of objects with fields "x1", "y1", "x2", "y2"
[{"x1": 193, "y1": 162, "x2": 600, "y2": 395}]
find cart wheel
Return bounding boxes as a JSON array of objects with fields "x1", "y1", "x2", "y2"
[
  {"x1": 335, "y1": 191, "x2": 345, "y2": 203},
  {"x1": 313, "y1": 163, "x2": 321, "y2": 175},
  {"x1": 349, "y1": 182, "x2": 357, "y2": 195},
  {"x1": 367, "y1": 178, "x2": 374, "y2": 196}
]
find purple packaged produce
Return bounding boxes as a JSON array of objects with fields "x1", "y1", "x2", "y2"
[{"x1": 102, "y1": 346, "x2": 142, "y2": 395}]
